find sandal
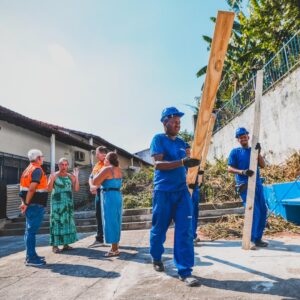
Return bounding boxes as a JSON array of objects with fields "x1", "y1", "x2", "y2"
[
  {"x1": 52, "y1": 247, "x2": 61, "y2": 254},
  {"x1": 104, "y1": 250, "x2": 120, "y2": 257},
  {"x1": 62, "y1": 245, "x2": 74, "y2": 251}
]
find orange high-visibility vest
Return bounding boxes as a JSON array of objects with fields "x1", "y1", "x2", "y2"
[
  {"x1": 91, "y1": 161, "x2": 104, "y2": 177},
  {"x1": 20, "y1": 163, "x2": 48, "y2": 193}
]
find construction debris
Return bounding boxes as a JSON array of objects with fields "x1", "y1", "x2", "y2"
[
  {"x1": 202, "y1": 158, "x2": 237, "y2": 203},
  {"x1": 199, "y1": 214, "x2": 300, "y2": 241},
  {"x1": 261, "y1": 151, "x2": 300, "y2": 184},
  {"x1": 203, "y1": 151, "x2": 300, "y2": 203}
]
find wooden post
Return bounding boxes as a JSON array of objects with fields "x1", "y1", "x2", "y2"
[
  {"x1": 198, "y1": 113, "x2": 216, "y2": 185},
  {"x1": 50, "y1": 134, "x2": 56, "y2": 173},
  {"x1": 242, "y1": 70, "x2": 264, "y2": 250},
  {"x1": 89, "y1": 137, "x2": 94, "y2": 166},
  {"x1": 187, "y1": 11, "x2": 234, "y2": 189}
]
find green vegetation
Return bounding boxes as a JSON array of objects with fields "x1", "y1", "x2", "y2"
[
  {"x1": 197, "y1": 0, "x2": 300, "y2": 109},
  {"x1": 178, "y1": 130, "x2": 193, "y2": 145},
  {"x1": 121, "y1": 152, "x2": 300, "y2": 208},
  {"x1": 202, "y1": 158, "x2": 237, "y2": 203},
  {"x1": 122, "y1": 167, "x2": 153, "y2": 209}
]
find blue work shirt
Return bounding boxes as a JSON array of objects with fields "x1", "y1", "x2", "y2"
[
  {"x1": 150, "y1": 133, "x2": 188, "y2": 191},
  {"x1": 228, "y1": 147, "x2": 262, "y2": 185}
]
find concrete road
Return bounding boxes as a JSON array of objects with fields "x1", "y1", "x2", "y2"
[{"x1": 0, "y1": 230, "x2": 300, "y2": 300}]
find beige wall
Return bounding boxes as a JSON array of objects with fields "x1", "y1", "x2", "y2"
[
  {"x1": 118, "y1": 155, "x2": 132, "y2": 169},
  {"x1": 72, "y1": 146, "x2": 91, "y2": 166},
  {"x1": 90, "y1": 151, "x2": 141, "y2": 169},
  {"x1": 0, "y1": 120, "x2": 146, "y2": 169},
  {"x1": 0, "y1": 121, "x2": 90, "y2": 167}
]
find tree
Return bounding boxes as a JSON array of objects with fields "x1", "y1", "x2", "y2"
[
  {"x1": 178, "y1": 130, "x2": 194, "y2": 145},
  {"x1": 196, "y1": 0, "x2": 300, "y2": 109}
]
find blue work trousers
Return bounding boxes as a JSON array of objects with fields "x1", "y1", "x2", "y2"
[
  {"x1": 150, "y1": 188, "x2": 194, "y2": 277},
  {"x1": 24, "y1": 204, "x2": 45, "y2": 259},
  {"x1": 95, "y1": 192, "x2": 104, "y2": 242},
  {"x1": 192, "y1": 187, "x2": 200, "y2": 239},
  {"x1": 240, "y1": 184, "x2": 267, "y2": 242}
]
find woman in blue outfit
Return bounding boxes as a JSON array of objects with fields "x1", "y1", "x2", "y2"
[{"x1": 93, "y1": 152, "x2": 123, "y2": 257}]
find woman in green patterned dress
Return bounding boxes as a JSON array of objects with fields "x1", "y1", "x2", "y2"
[{"x1": 48, "y1": 158, "x2": 79, "y2": 253}]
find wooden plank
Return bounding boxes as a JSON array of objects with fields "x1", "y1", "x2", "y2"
[
  {"x1": 198, "y1": 113, "x2": 216, "y2": 185},
  {"x1": 242, "y1": 70, "x2": 264, "y2": 250},
  {"x1": 187, "y1": 11, "x2": 234, "y2": 188}
]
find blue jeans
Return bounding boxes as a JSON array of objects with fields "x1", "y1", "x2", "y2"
[
  {"x1": 95, "y1": 192, "x2": 104, "y2": 242},
  {"x1": 24, "y1": 204, "x2": 45, "y2": 259}
]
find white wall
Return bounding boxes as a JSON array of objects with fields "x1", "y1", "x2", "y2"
[{"x1": 207, "y1": 66, "x2": 300, "y2": 165}]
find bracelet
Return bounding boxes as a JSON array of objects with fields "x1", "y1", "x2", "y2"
[{"x1": 181, "y1": 159, "x2": 184, "y2": 166}]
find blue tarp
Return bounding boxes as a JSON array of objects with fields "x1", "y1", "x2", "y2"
[{"x1": 263, "y1": 179, "x2": 300, "y2": 225}]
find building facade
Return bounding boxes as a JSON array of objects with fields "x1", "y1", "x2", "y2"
[{"x1": 0, "y1": 105, "x2": 151, "y2": 185}]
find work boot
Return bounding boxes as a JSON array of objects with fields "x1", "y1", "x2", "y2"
[
  {"x1": 153, "y1": 260, "x2": 165, "y2": 272},
  {"x1": 179, "y1": 275, "x2": 201, "y2": 287},
  {"x1": 255, "y1": 239, "x2": 269, "y2": 247}
]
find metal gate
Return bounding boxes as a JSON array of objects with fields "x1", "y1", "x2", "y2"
[
  {"x1": 6, "y1": 184, "x2": 51, "y2": 219},
  {"x1": 6, "y1": 184, "x2": 21, "y2": 219},
  {"x1": 5, "y1": 166, "x2": 92, "y2": 219}
]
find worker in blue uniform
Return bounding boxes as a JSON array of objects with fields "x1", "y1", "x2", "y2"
[
  {"x1": 150, "y1": 107, "x2": 201, "y2": 287},
  {"x1": 228, "y1": 127, "x2": 268, "y2": 249}
]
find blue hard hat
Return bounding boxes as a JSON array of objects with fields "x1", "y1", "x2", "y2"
[
  {"x1": 160, "y1": 107, "x2": 184, "y2": 122},
  {"x1": 235, "y1": 127, "x2": 249, "y2": 138}
]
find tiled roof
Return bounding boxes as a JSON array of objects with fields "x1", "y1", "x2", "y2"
[{"x1": 0, "y1": 105, "x2": 151, "y2": 166}]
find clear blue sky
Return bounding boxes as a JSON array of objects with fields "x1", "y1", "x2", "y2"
[{"x1": 0, "y1": 0, "x2": 231, "y2": 153}]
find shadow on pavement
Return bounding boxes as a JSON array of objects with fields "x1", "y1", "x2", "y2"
[
  {"x1": 0, "y1": 233, "x2": 93, "y2": 258},
  {"x1": 45, "y1": 263, "x2": 120, "y2": 278},
  {"x1": 199, "y1": 239, "x2": 300, "y2": 254},
  {"x1": 266, "y1": 240, "x2": 300, "y2": 253},
  {"x1": 201, "y1": 255, "x2": 300, "y2": 299},
  {"x1": 118, "y1": 245, "x2": 173, "y2": 264},
  {"x1": 199, "y1": 240, "x2": 241, "y2": 248},
  {"x1": 58, "y1": 247, "x2": 106, "y2": 260},
  {"x1": 198, "y1": 276, "x2": 300, "y2": 299}
]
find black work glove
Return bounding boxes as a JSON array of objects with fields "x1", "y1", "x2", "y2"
[
  {"x1": 255, "y1": 142, "x2": 261, "y2": 154},
  {"x1": 188, "y1": 183, "x2": 197, "y2": 190},
  {"x1": 198, "y1": 170, "x2": 204, "y2": 175},
  {"x1": 182, "y1": 157, "x2": 200, "y2": 168},
  {"x1": 242, "y1": 169, "x2": 254, "y2": 177}
]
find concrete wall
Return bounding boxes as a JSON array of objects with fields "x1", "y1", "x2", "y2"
[
  {"x1": 118, "y1": 155, "x2": 141, "y2": 169},
  {"x1": 207, "y1": 66, "x2": 300, "y2": 165}
]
